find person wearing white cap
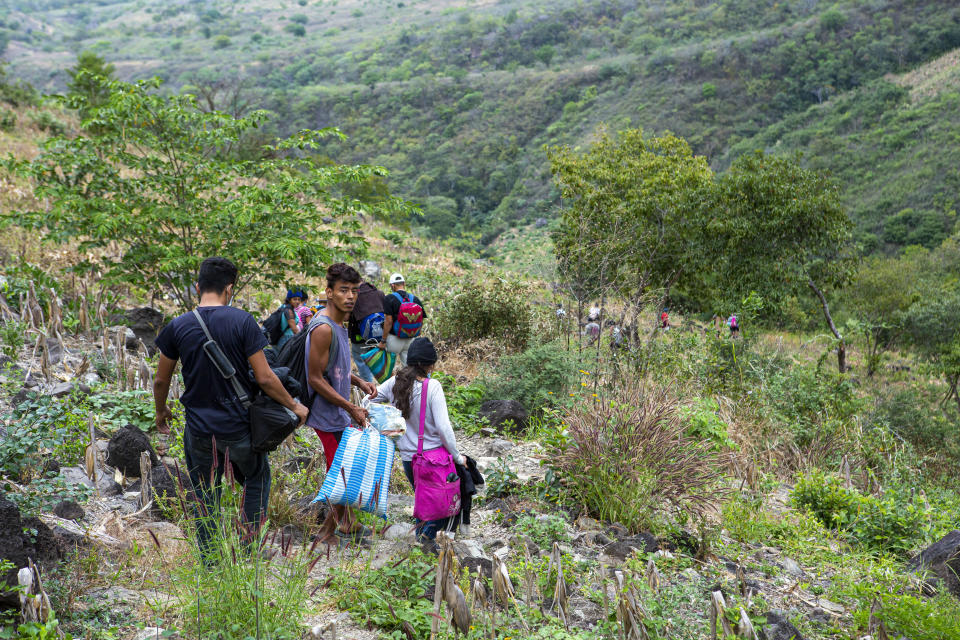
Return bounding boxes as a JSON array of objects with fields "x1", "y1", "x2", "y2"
[{"x1": 379, "y1": 272, "x2": 426, "y2": 366}]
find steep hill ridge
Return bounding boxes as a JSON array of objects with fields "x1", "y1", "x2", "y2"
[{"x1": 4, "y1": 0, "x2": 960, "y2": 250}]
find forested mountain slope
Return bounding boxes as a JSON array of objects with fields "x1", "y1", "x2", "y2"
[{"x1": 5, "y1": 0, "x2": 960, "y2": 250}]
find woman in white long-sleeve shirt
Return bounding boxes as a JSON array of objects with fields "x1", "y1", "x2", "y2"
[{"x1": 371, "y1": 337, "x2": 466, "y2": 539}]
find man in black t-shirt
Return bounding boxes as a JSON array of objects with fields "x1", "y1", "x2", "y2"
[
  {"x1": 154, "y1": 257, "x2": 308, "y2": 556},
  {"x1": 379, "y1": 272, "x2": 426, "y2": 366}
]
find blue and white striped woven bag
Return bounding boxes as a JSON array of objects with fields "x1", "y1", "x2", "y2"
[{"x1": 312, "y1": 427, "x2": 395, "y2": 518}]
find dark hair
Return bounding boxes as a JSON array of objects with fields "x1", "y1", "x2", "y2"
[
  {"x1": 326, "y1": 263, "x2": 361, "y2": 290},
  {"x1": 394, "y1": 365, "x2": 431, "y2": 420},
  {"x1": 197, "y1": 257, "x2": 238, "y2": 295}
]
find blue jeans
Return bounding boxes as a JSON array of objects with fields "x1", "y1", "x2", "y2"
[
  {"x1": 183, "y1": 428, "x2": 271, "y2": 558},
  {"x1": 351, "y1": 343, "x2": 375, "y2": 383},
  {"x1": 402, "y1": 460, "x2": 468, "y2": 540}
]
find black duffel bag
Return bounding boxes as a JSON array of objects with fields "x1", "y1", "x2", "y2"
[{"x1": 249, "y1": 394, "x2": 299, "y2": 453}]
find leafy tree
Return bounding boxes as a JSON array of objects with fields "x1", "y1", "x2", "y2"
[
  {"x1": 6, "y1": 78, "x2": 411, "y2": 310},
  {"x1": 549, "y1": 128, "x2": 713, "y2": 332},
  {"x1": 285, "y1": 23, "x2": 306, "y2": 37},
  {"x1": 67, "y1": 51, "x2": 116, "y2": 118},
  {"x1": 846, "y1": 251, "x2": 925, "y2": 376},
  {"x1": 905, "y1": 290, "x2": 960, "y2": 413},
  {"x1": 705, "y1": 152, "x2": 856, "y2": 372}
]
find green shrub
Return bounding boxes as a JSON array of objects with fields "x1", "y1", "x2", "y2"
[
  {"x1": 0, "y1": 106, "x2": 15, "y2": 131},
  {"x1": 27, "y1": 111, "x2": 66, "y2": 135},
  {"x1": 0, "y1": 319, "x2": 25, "y2": 359},
  {"x1": 212, "y1": 34, "x2": 231, "y2": 49},
  {"x1": 680, "y1": 397, "x2": 736, "y2": 450},
  {"x1": 289, "y1": 13, "x2": 308, "y2": 24},
  {"x1": 284, "y1": 23, "x2": 306, "y2": 37},
  {"x1": 871, "y1": 386, "x2": 960, "y2": 458},
  {"x1": 516, "y1": 513, "x2": 569, "y2": 548},
  {"x1": 431, "y1": 371, "x2": 487, "y2": 434},
  {"x1": 546, "y1": 383, "x2": 724, "y2": 533},
  {"x1": 432, "y1": 276, "x2": 534, "y2": 349},
  {"x1": 481, "y1": 341, "x2": 575, "y2": 413},
  {"x1": 792, "y1": 471, "x2": 936, "y2": 554}
]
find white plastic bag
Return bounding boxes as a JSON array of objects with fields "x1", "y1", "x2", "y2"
[{"x1": 365, "y1": 401, "x2": 406, "y2": 435}]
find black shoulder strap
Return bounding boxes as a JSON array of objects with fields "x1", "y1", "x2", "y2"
[{"x1": 192, "y1": 308, "x2": 251, "y2": 410}]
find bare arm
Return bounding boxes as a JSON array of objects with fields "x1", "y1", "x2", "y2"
[
  {"x1": 286, "y1": 307, "x2": 300, "y2": 334},
  {"x1": 379, "y1": 314, "x2": 393, "y2": 347},
  {"x1": 153, "y1": 354, "x2": 177, "y2": 434}
]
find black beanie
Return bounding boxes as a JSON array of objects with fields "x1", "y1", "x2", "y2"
[{"x1": 407, "y1": 337, "x2": 438, "y2": 367}]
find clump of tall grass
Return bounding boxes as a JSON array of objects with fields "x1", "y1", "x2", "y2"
[
  {"x1": 546, "y1": 382, "x2": 726, "y2": 533},
  {"x1": 154, "y1": 460, "x2": 322, "y2": 639}
]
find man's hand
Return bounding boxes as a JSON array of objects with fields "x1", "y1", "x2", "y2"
[
  {"x1": 347, "y1": 404, "x2": 369, "y2": 428},
  {"x1": 377, "y1": 341, "x2": 386, "y2": 350},
  {"x1": 358, "y1": 379, "x2": 377, "y2": 398},
  {"x1": 293, "y1": 401, "x2": 309, "y2": 426},
  {"x1": 155, "y1": 405, "x2": 173, "y2": 435}
]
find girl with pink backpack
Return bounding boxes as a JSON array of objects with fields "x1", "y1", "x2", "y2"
[{"x1": 370, "y1": 337, "x2": 465, "y2": 540}]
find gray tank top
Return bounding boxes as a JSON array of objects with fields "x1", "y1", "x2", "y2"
[{"x1": 305, "y1": 315, "x2": 351, "y2": 433}]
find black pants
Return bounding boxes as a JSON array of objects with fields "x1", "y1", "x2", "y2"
[
  {"x1": 402, "y1": 460, "x2": 472, "y2": 540},
  {"x1": 183, "y1": 428, "x2": 271, "y2": 558}
]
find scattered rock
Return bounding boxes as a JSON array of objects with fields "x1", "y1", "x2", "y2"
[
  {"x1": 48, "y1": 381, "x2": 76, "y2": 398},
  {"x1": 574, "y1": 530, "x2": 612, "y2": 547},
  {"x1": 107, "y1": 424, "x2": 160, "y2": 477},
  {"x1": 358, "y1": 260, "x2": 381, "y2": 281},
  {"x1": 908, "y1": 529, "x2": 960, "y2": 598},
  {"x1": 88, "y1": 585, "x2": 144, "y2": 608},
  {"x1": 107, "y1": 325, "x2": 139, "y2": 351},
  {"x1": 46, "y1": 335, "x2": 63, "y2": 365},
  {"x1": 382, "y1": 523, "x2": 416, "y2": 541},
  {"x1": 575, "y1": 516, "x2": 601, "y2": 531},
  {"x1": 139, "y1": 521, "x2": 188, "y2": 556},
  {"x1": 781, "y1": 557, "x2": 804, "y2": 577},
  {"x1": 485, "y1": 438, "x2": 514, "y2": 456},
  {"x1": 478, "y1": 400, "x2": 529, "y2": 434},
  {"x1": 601, "y1": 534, "x2": 658, "y2": 561},
  {"x1": 534, "y1": 217, "x2": 549, "y2": 229},
  {"x1": 80, "y1": 372, "x2": 101, "y2": 387},
  {"x1": 53, "y1": 500, "x2": 85, "y2": 520},
  {"x1": 815, "y1": 598, "x2": 844, "y2": 616},
  {"x1": 148, "y1": 464, "x2": 187, "y2": 514},
  {"x1": 12, "y1": 386, "x2": 38, "y2": 407},
  {"x1": 61, "y1": 465, "x2": 122, "y2": 496},
  {"x1": 681, "y1": 568, "x2": 701, "y2": 582},
  {"x1": 42, "y1": 459, "x2": 61, "y2": 476},
  {"x1": 606, "y1": 522, "x2": 630, "y2": 539},
  {"x1": 22, "y1": 517, "x2": 60, "y2": 567},
  {"x1": 760, "y1": 610, "x2": 805, "y2": 640},
  {"x1": 125, "y1": 307, "x2": 165, "y2": 352},
  {"x1": 135, "y1": 628, "x2": 175, "y2": 640}
]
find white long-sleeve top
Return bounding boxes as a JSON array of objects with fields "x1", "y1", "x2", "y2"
[{"x1": 372, "y1": 376, "x2": 462, "y2": 463}]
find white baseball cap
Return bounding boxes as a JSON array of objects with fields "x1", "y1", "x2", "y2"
[{"x1": 389, "y1": 273, "x2": 405, "y2": 285}]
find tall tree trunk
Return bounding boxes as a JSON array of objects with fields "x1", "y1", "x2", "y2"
[{"x1": 808, "y1": 280, "x2": 845, "y2": 374}]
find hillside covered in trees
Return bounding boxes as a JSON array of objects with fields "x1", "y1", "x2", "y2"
[{"x1": 5, "y1": 0, "x2": 960, "y2": 251}]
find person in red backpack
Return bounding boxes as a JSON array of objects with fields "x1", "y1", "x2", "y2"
[{"x1": 379, "y1": 273, "x2": 426, "y2": 366}]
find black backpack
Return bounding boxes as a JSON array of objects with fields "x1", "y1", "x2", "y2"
[
  {"x1": 275, "y1": 315, "x2": 339, "y2": 403},
  {"x1": 261, "y1": 305, "x2": 288, "y2": 345}
]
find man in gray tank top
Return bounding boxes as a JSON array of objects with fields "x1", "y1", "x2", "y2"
[{"x1": 306, "y1": 263, "x2": 378, "y2": 544}]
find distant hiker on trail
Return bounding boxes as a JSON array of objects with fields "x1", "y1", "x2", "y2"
[
  {"x1": 379, "y1": 273, "x2": 426, "y2": 367},
  {"x1": 588, "y1": 304, "x2": 601, "y2": 322},
  {"x1": 349, "y1": 280, "x2": 386, "y2": 383},
  {"x1": 153, "y1": 257, "x2": 309, "y2": 557},
  {"x1": 294, "y1": 291, "x2": 313, "y2": 328},
  {"x1": 371, "y1": 337, "x2": 469, "y2": 541},
  {"x1": 728, "y1": 314, "x2": 740, "y2": 338},
  {"x1": 583, "y1": 320, "x2": 601, "y2": 345},
  {"x1": 305, "y1": 263, "x2": 378, "y2": 545},
  {"x1": 660, "y1": 308, "x2": 671, "y2": 330},
  {"x1": 611, "y1": 325, "x2": 625, "y2": 350},
  {"x1": 262, "y1": 289, "x2": 304, "y2": 350}
]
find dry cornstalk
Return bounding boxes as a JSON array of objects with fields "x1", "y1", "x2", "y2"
[
  {"x1": 614, "y1": 571, "x2": 649, "y2": 640},
  {"x1": 78, "y1": 294, "x2": 90, "y2": 333},
  {"x1": 139, "y1": 451, "x2": 153, "y2": 510},
  {"x1": 46, "y1": 287, "x2": 62, "y2": 337},
  {"x1": 547, "y1": 542, "x2": 568, "y2": 625},
  {"x1": 26, "y1": 283, "x2": 44, "y2": 331},
  {"x1": 18, "y1": 559, "x2": 55, "y2": 629},
  {"x1": 39, "y1": 334, "x2": 51, "y2": 382},
  {"x1": 645, "y1": 557, "x2": 660, "y2": 594},
  {"x1": 710, "y1": 590, "x2": 735, "y2": 639},
  {"x1": 737, "y1": 607, "x2": 759, "y2": 640}
]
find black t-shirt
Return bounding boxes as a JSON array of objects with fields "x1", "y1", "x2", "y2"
[{"x1": 155, "y1": 305, "x2": 267, "y2": 437}]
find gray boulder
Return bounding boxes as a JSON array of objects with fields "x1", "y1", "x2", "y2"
[
  {"x1": 534, "y1": 217, "x2": 549, "y2": 229},
  {"x1": 760, "y1": 610, "x2": 805, "y2": 640},
  {"x1": 478, "y1": 400, "x2": 528, "y2": 435},
  {"x1": 53, "y1": 500, "x2": 85, "y2": 520},
  {"x1": 908, "y1": 529, "x2": 960, "y2": 598},
  {"x1": 358, "y1": 260, "x2": 381, "y2": 281}
]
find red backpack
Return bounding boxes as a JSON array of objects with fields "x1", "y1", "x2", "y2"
[{"x1": 391, "y1": 292, "x2": 423, "y2": 338}]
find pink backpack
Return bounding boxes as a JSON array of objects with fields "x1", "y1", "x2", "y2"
[{"x1": 412, "y1": 379, "x2": 461, "y2": 522}]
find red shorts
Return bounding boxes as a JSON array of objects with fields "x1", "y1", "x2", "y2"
[{"x1": 314, "y1": 428, "x2": 344, "y2": 470}]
